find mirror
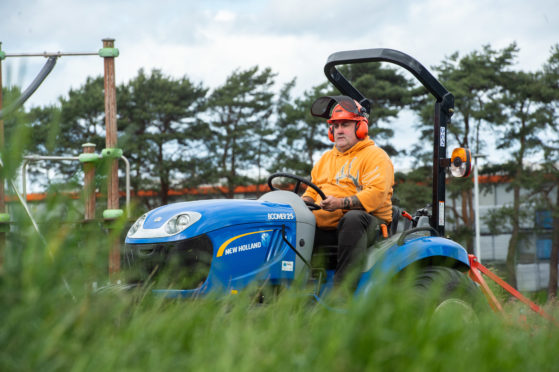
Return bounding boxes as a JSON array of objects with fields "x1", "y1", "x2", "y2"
[{"x1": 450, "y1": 148, "x2": 471, "y2": 178}]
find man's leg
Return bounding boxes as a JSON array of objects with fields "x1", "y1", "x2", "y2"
[
  {"x1": 335, "y1": 211, "x2": 380, "y2": 283},
  {"x1": 312, "y1": 227, "x2": 338, "y2": 269}
]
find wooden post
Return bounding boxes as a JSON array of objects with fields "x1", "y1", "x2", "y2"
[
  {"x1": 103, "y1": 38, "x2": 118, "y2": 212},
  {"x1": 102, "y1": 38, "x2": 120, "y2": 274},
  {"x1": 82, "y1": 143, "x2": 96, "y2": 221}
]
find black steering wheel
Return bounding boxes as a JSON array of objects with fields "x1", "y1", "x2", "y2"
[{"x1": 267, "y1": 172, "x2": 326, "y2": 210}]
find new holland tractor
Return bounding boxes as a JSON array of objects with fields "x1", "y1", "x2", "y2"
[{"x1": 122, "y1": 48, "x2": 479, "y2": 310}]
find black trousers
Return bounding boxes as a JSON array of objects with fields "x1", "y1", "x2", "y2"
[{"x1": 314, "y1": 210, "x2": 382, "y2": 283}]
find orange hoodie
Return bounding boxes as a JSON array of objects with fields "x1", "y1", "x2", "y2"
[{"x1": 302, "y1": 137, "x2": 394, "y2": 229}]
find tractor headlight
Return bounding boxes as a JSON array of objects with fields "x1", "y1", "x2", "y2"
[
  {"x1": 126, "y1": 211, "x2": 202, "y2": 239},
  {"x1": 165, "y1": 213, "x2": 193, "y2": 235},
  {"x1": 127, "y1": 213, "x2": 147, "y2": 237},
  {"x1": 162, "y1": 212, "x2": 202, "y2": 236}
]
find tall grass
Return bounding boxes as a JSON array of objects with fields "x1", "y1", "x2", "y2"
[
  {"x1": 1, "y1": 102, "x2": 558, "y2": 372},
  {"x1": 1, "y1": 198, "x2": 559, "y2": 372}
]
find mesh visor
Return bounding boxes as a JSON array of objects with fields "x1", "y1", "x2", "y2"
[{"x1": 310, "y1": 96, "x2": 362, "y2": 119}]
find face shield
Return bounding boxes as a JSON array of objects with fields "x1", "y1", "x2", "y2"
[{"x1": 310, "y1": 96, "x2": 369, "y2": 122}]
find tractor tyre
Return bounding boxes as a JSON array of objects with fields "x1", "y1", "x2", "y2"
[{"x1": 412, "y1": 265, "x2": 486, "y2": 322}]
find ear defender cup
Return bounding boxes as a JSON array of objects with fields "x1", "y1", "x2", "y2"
[
  {"x1": 355, "y1": 120, "x2": 369, "y2": 139},
  {"x1": 328, "y1": 125, "x2": 335, "y2": 142}
]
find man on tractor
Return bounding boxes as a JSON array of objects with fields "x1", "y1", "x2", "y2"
[{"x1": 302, "y1": 95, "x2": 394, "y2": 285}]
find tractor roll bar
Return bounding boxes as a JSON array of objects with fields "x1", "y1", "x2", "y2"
[
  {"x1": 324, "y1": 48, "x2": 453, "y2": 108},
  {"x1": 323, "y1": 48, "x2": 454, "y2": 235}
]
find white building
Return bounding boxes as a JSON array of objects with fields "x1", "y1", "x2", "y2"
[{"x1": 471, "y1": 176, "x2": 557, "y2": 291}]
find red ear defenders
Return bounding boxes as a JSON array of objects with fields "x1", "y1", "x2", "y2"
[{"x1": 328, "y1": 120, "x2": 369, "y2": 142}]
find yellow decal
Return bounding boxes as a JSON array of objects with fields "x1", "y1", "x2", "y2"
[{"x1": 216, "y1": 230, "x2": 273, "y2": 257}]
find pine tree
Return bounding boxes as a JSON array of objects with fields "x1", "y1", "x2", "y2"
[
  {"x1": 491, "y1": 65, "x2": 555, "y2": 288},
  {"x1": 117, "y1": 69, "x2": 208, "y2": 209},
  {"x1": 203, "y1": 66, "x2": 276, "y2": 198},
  {"x1": 535, "y1": 44, "x2": 559, "y2": 299},
  {"x1": 270, "y1": 81, "x2": 331, "y2": 176}
]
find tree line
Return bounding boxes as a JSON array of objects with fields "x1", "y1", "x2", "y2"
[{"x1": 3, "y1": 42, "x2": 559, "y2": 296}]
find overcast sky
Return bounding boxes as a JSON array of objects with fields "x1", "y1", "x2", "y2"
[
  {"x1": 1, "y1": 0, "x2": 558, "y2": 170},
  {"x1": 2, "y1": 0, "x2": 557, "y2": 106}
]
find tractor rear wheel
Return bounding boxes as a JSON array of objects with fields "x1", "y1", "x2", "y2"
[{"x1": 413, "y1": 266, "x2": 485, "y2": 322}]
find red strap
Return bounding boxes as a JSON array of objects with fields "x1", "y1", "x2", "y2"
[
  {"x1": 468, "y1": 254, "x2": 558, "y2": 326},
  {"x1": 468, "y1": 263, "x2": 503, "y2": 312}
]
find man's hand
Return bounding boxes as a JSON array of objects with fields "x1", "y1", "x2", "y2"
[
  {"x1": 320, "y1": 195, "x2": 342, "y2": 211},
  {"x1": 302, "y1": 196, "x2": 315, "y2": 204}
]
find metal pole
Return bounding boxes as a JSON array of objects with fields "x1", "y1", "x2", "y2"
[
  {"x1": 473, "y1": 154, "x2": 486, "y2": 263},
  {"x1": 0, "y1": 157, "x2": 42, "y2": 240},
  {"x1": 21, "y1": 159, "x2": 29, "y2": 199},
  {"x1": 4, "y1": 52, "x2": 98, "y2": 58},
  {"x1": 432, "y1": 101, "x2": 443, "y2": 233},
  {"x1": 474, "y1": 159, "x2": 481, "y2": 262},
  {"x1": 121, "y1": 155, "x2": 131, "y2": 219},
  {"x1": 20, "y1": 154, "x2": 130, "y2": 215},
  {"x1": 24, "y1": 155, "x2": 80, "y2": 161},
  {"x1": 431, "y1": 95, "x2": 454, "y2": 236},
  {"x1": 21, "y1": 156, "x2": 80, "y2": 200}
]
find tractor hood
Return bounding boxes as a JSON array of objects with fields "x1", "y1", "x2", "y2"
[{"x1": 125, "y1": 199, "x2": 295, "y2": 244}]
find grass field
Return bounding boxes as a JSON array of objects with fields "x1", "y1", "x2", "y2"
[{"x1": 1, "y1": 198, "x2": 559, "y2": 372}]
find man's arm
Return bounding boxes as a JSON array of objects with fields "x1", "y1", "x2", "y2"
[
  {"x1": 352, "y1": 149, "x2": 394, "y2": 213},
  {"x1": 342, "y1": 195, "x2": 364, "y2": 210},
  {"x1": 320, "y1": 195, "x2": 364, "y2": 211}
]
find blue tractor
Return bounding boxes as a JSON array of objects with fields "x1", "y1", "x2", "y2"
[{"x1": 122, "y1": 48, "x2": 478, "y2": 308}]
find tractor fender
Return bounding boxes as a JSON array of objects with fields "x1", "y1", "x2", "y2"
[{"x1": 356, "y1": 234, "x2": 470, "y2": 294}]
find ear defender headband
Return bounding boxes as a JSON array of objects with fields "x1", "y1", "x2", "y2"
[{"x1": 310, "y1": 96, "x2": 369, "y2": 143}]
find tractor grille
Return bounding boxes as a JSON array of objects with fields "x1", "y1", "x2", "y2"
[{"x1": 122, "y1": 234, "x2": 213, "y2": 289}]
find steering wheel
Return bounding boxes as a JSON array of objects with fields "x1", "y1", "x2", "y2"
[{"x1": 267, "y1": 172, "x2": 326, "y2": 210}]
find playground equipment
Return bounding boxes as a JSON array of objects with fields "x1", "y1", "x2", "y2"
[
  {"x1": 0, "y1": 39, "x2": 123, "y2": 272},
  {"x1": 20, "y1": 149, "x2": 132, "y2": 219}
]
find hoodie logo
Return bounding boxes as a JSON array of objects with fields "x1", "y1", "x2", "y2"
[{"x1": 335, "y1": 158, "x2": 361, "y2": 190}]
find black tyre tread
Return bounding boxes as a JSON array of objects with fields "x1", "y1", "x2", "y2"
[{"x1": 413, "y1": 266, "x2": 485, "y2": 311}]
